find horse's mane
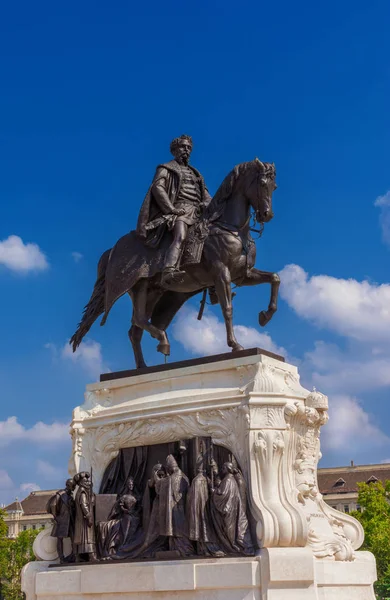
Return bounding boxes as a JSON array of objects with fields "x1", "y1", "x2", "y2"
[
  {"x1": 206, "y1": 161, "x2": 253, "y2": 222},
  {"x1": 206, "y1": 159, "x2": 275, "y2": 223}
]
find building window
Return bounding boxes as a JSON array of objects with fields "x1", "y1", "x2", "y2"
[
  {"x1": 32, "y1": 525, "x2": 36, "y2": 530},
  {"x1": 366, "y1": 476, "x2": 379, "y2": 484},
  {"x1": 333, "y1": 478, "x2": 346, "y2": 488},
  {"x1": 23, "y1": 525, "x2": 27, "y2": 531},
  {"x1": 344, "y1": 505, "x2": 350, "y2": 513},
  {"x1": 356, "y1": 504, "x2": 362, "y2": 512}
]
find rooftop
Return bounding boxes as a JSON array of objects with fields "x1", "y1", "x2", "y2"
[
  {"x1": 318, "y1": 463, "x2": 390, "y2": 495},
  {"x1": 4, "y1": 490, "x2": 57, "y2": 516}
]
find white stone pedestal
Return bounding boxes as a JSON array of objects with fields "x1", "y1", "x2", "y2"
[
  {"x1": 22, "y1": 550, "x2": 377, "y2": 600},
  {"x1": 22, "y1": 350, "x2": 377, "y2": 600}
]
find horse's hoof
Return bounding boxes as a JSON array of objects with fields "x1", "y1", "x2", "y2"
[
  {"x1": 157, "y1": 342, "x2": 170, "y2": 356},
  {"x1": 231, "y1": 344, "x2": 244, "y2": 352},
  {"x1": 259, "y1": 310, "x2": 270, "y2": 327}
]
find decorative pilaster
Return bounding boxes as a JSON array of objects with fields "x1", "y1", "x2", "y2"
[{"x1": 285, "y1": 389, "x2": 364, "y2": 560}]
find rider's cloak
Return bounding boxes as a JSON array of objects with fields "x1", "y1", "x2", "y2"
[
  {"x1": 136, "y1": 160, "x2": 210, "y2": 249},
  {"x1": 101, "y1": 161, "x2": 210, "y2": 324}
]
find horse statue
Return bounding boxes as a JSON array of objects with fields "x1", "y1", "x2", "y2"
[{"x1": 70, "y1": 158, "x2": 279, "y2": 369}]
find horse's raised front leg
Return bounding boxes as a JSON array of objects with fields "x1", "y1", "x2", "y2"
[
  {"x1": 213, "y1": 263, "x2": 244, "y2": 352},
  {"x1": 130, "y1": 281, "x2": 170, "y2": 358},
  {"x1": 239, "y1": 268, "x2": 280, "y2": 327}
]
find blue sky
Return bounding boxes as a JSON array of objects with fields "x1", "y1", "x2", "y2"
[{"x1": 1, "y1": 1, "x2": 390, "y2": 504}]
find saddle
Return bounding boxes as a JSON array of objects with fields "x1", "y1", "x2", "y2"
[{"x1": 180, "y1": 219, "x2": 210, "y2": 267}]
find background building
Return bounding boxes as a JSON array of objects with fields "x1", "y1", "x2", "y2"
[
  {"x1": 318, "y1": 462, "x2": 390, "y2": 513},
  {"x1": 3, "y1": 490, "x2": 55, "y2": 538}
]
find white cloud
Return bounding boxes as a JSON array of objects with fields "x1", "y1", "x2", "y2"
[
  {"x1": 1, "y1": 481, "x2": 42, "y2": 505},
  {"x1": 280, "y1": 264, "x2": 390, "y2": 343},
  {"x1": 375, "y1": 191, "x2": 390, "y2": 247},
  {"x1": 302, "y1": 340, "x2": 390, "y2": 394},
  {"x1": 0, "y1": 470, "x2": 14, "y2": 490},
  {"x1": 0, "y1": 235, "x2": 48, "y2": 273},
  {"x1": 36, "y1": 460, "x2": 58, "y2": 479},
  {"x1": 0, "y1": 417, "x2": 69, "y2": 448},
  {"x1": 322, "y1": 395, "x2": 389, "y2": 452},
  {"x1": 20, "y1": 483, "x2": 41, "y2": 494},
  {"x1": 61, "y1": 339, "x2": 107, "y2": 378},
  {"x1": 71, "y1": 252, "x2": 83, "y2": 263},
  {"x1": 172, "y1": 307, "x2": 286, "y2": 357}
]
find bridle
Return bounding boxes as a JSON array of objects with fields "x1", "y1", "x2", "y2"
[
  {"x1": 250, "y1": 214, "x2": 264, "y2": 238},
  {"x1": 249, "y1": 167, "x2": 274, "y2": 238}
]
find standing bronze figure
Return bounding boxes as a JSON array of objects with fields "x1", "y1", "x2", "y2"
[
  {"x1": 211, "y1": 462, "x2": 254, "y2": 555},
  {"x1": 188, "y1": 466, "x2": 224, "y2": 557},
  {"x1": 70, "y1": 135, "x2": 279, "y2": 368},
  {"x1": 138, "y1": 463, "x2": 169, "y2": 557},
  {"x1": 46, "y1": 478, "x2": 76, "y2": 564},
  {"x1": 153, "y1": 455, "x2": 194, "y2": 556},
  {"x1": 73, "y1": 472, "x2": 97, "y2": 562},
  {"x1": 233, "y1": 465, "x2": 248, "y2": 509}
]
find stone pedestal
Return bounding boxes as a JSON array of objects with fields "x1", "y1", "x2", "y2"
[
  {"x1": 22, "y1": 550, "x2": 377, "y2": 600},
  {"x1": 22, "y1": 349, "x2": 377, "y2": 600}
]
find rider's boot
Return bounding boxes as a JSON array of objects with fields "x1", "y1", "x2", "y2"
[{"x1": 161, "y1": 244, "x2": 186, "y2": 287}]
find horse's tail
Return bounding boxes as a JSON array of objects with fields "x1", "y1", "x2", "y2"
[{"x1": 69, "y1": 249, "x2": 111, "y2": 352}]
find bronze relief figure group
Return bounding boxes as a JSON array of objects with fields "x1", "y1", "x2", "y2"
[
  {"x1": 70, "y1": 134, "x2": 279, "y2": 368},
  {"x1": 47, "y1": 452, "x2": 254, "y2": 564}
]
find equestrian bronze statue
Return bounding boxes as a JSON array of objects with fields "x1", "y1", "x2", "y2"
[{"x1": 70, "y1": 135, "x2": 279, "y2": 369}]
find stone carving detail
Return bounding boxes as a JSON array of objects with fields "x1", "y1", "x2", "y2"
[
  {"x1": 84, "y1": 389, "x2": 114, "y2": 417},
  {"x1": 285, "y1": 389, "x2": 362, "y2": 561},
  {"x1": 239, "y1": 362, "x2": 303, "y2": 396},
  {"x1": 71, "y1": 407, "x2": 250, "y2": 491},
  {"x1": 251, "y1": 427, "x2": 308, "y2": 548},
  {"x1": 250, "y1": 405, "x2": 287, "y2": 430},
  {"x1": 321, "y1": 499, "x2": 364, "y2": 552}
]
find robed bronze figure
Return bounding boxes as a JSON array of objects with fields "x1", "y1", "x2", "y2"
[
  {"x1": 211, "y1": 462, "x2": 253, "y2": 555},
  {"x1": 188, "y1": 467, "x2": 224, "y2": 557},
  {"x1": 46, "y1": 478, "x2": 76, "y2": 563},
  {"x1": 71, "y1": 135, "x2": 279, "y2": 368},
  {"x1": 98, "y1": 476, "x2": 143, "y2": 560},
  {"x1": 153, "y1": 455, "x2": 194, "y2": 556},
  {"x1": 73, "y1": 472, "x2": 97, "y2": 562}
]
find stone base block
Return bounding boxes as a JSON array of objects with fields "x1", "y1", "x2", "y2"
[{"x1": 22, "y1": 550, "x2": 376, "y2": 600}]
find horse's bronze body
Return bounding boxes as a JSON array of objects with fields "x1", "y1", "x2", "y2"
[{"x1": 70, "y1": 159, "x2": 280, "y2": 369}]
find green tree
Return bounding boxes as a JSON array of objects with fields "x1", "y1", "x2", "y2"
[
  {"x1": 351, "y1": 481, "x2": 390, "y2": 600},
  {"x1": 0, "y1": 527, "x2": 40, "y2": 600},
  {"x1": 0, "y1": 509, "x2": 12, "y2": 600},
  {"x1": 0, "y1": 509, "x2": 7, "y2": 539}
]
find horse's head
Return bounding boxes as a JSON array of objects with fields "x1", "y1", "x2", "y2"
[
  {"x1": 206, "y1": 158, "x2": 277, "y2": 227},
  {"x1": 246, "y1": 158, "x2": 277, "y2": 224}
]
